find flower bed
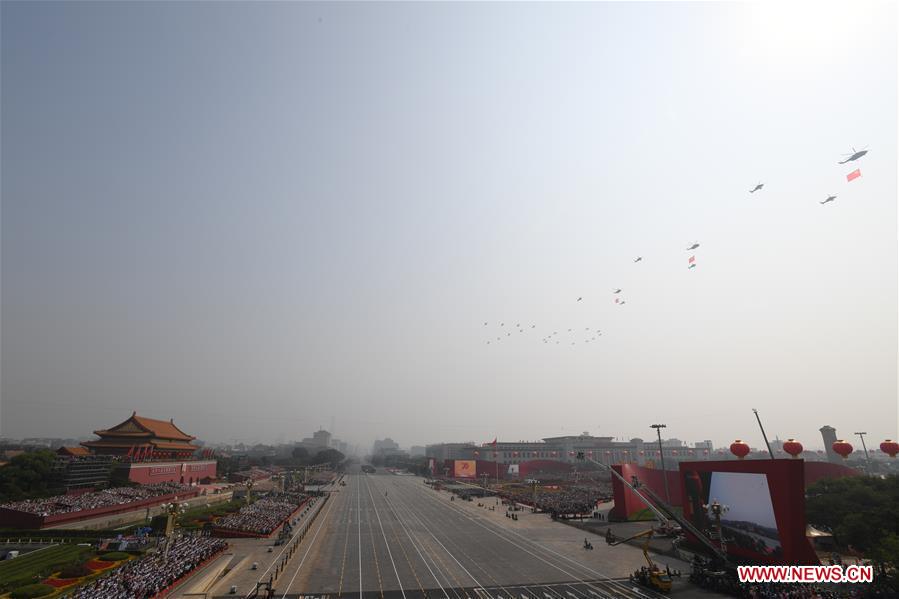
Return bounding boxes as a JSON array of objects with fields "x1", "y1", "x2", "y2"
[
  {"x1": 83, "y1": 559, "x2": 119, "y2": 571},
  {"x1": 39, "y1": 556, "x2": 127, "y2": 592},
  {"x1": 41, "y1": 576, "x2": 80, "y2": 589}
]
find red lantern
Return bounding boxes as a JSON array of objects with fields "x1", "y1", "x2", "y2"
[
  {"x1": 832, "y1": 440, "x2": 853, "y2": 460},
  {"x1": 587, "y1": 450, "x2": 594, "y2": 457},
  {"x1": 671, "y1": 450, "x2": 678, "y2": 456},
  {"x1": 513, "y1": 451, "x2": 519, "y2": 457},
  {"x1": 730, "y1": 440, "x2": 750, "y2": 459},
  {"x1": 473, "y1": 451, "x2": 480, "y2": 457},
  {"x1": 880, "y1": 439, "x2": 899, "y2": 458},
  {"x1": 568, "y1": 451, "x2": 575, "y2": 457},
  {"x1": 782, "y1": 439, "x2": 803, "y2": 459},
  {"x1": 639, "y1": 450, "x2": 644, "y2": 456}
]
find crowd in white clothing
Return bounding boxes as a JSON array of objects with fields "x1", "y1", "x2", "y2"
[
  {"x1": 1, "y1": 483, "x2": 192, "y2": 516},
  {"x1": 62, "y1": 536, "x2": 226, "y2": 599},
  {"x1": 213, "y1": 492, "x2": 305, "y2": 535}
]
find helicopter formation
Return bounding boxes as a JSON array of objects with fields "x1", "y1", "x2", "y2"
[
  {"x1": 838, "y1": 147, "x2": 868, "y2": 164},
  {"x1": 483, "y1": 146, "x2": 869, "y2": 347}
]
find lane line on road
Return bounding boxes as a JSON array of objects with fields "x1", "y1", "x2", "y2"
[
  {"x1": 338, "y1": 477, "x2": 353, "y2": 598},
  {"x1": 380, "y1": 478, "x2": 467, "y2": 598},
  {"x1": 387, "y1": 479, "x2": 523, "y2": 599},
  {"x1": 362, "y1": 476, "x2": 387, "y2": 598},
  {"x1": 409, "y1": 478, "x2": 661, "y2": 599},
  {"x1": 382, "y1": 479, "x2": 488, "y2": 592},
  {"x1": 367, "y1": 476, "x2": 430, "y2": 597},
  {"x1": 278, "y1": 486, "x2": 340, "y2": 599},
  {"x1": 358, "y1": 475, "x2": 364, "y2": 599},
  {"x1": 367, "y1": 477, "x2": 452, "y2": 599},
  {"x1": 365, "y1": 474, "x2": 408, "y2": 599}
]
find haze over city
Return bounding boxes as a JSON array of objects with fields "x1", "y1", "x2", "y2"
[{"x1": 2, "y1": 1, "x2": 896, "y2": 452}]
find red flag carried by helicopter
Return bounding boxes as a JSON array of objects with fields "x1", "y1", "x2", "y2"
[{"x1": 847, "y1": 169, "x2": 861, "y2": 182}]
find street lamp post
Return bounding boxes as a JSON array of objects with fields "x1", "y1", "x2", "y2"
[
  {"x1": 244, "y1": 479, "x2": 255, "y2": 506},
  {"x1": 162, "y1": 501, "x2": 189, "y2": 561},
  {"x1": 854, "y1": 432, "x2": 871, "y2": 469},
  {"x1": 752, "y1": 409, "x2": 775, "y2": 459},
  {"x1": 706, "y1": 499, "x2": 729, "y2": 554},
  {"x1": 650, "y1": 424, "x2": 671, "y2": 504}
]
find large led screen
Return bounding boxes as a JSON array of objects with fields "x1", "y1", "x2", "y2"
[{"x1": 684, "y1": 469, "x2": 783, "y2": 561}]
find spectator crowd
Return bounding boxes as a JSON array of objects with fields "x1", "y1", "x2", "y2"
[
  {"x1": 501, "y1": 482, "x2": 612, "y2": 516},
  {"x1": 213, "y1": 492, "x2": 305, "y2": 535},
  {"x1": 62, "y1": 536, "x2": 227, "y2": 599},
  {"x1": 1, "y1": 483, "x2": 192, "y2": 516}
]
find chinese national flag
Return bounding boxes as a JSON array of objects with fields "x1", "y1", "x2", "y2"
[
  {"x1": 847, "y1": 169, "x2": 861, "y2": 182},
  {"x1": 688, "y1": 255, "x2": 696, "y2": 264}
]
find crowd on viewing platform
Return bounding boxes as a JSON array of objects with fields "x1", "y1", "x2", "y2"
[
  {"x1": 61, "y1": 536, "x2": 227, "y2": 599},
  {"x1": 500, "y1": 482, "x2": 613, "y2": 517},
  {"x1": 0, "y1": 483, "x2": 192, "y2": 516},
  {"x1": 212, "y1": 492, "x2": 306, "y2": 535}
]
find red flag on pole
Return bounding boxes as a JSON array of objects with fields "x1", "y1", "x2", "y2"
[{"x1": 847, "y1": 169, "x2": 861, "y2": 182}]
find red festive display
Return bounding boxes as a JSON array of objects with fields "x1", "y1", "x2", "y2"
[
  {"x1": 879, "y1": 439, "x2": 899, "y2": 458},
  {"x1": 832, "y1": 440, "x2": 853, "y2": 460},
  {"x1": 782, "y1": 439, "x2": 803, "y2": 459},
  {"x1": 730, "y1": 439, "x2": 750, "y2": 459}
]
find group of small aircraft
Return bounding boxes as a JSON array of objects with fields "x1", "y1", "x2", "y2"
[{"x1": 485, "y1": 146, "x2": 870, "y2": 346}]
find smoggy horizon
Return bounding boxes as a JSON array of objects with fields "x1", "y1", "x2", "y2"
[{"x1": 2, "y1": 2, "x2": 897, "y2": 454}]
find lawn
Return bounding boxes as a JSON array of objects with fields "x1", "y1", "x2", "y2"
[
  {"x1": 0, "y1": 544, "x2": 92, "y2": 592},
  {"x1": 177, "y1": 499, "x2": 245, "y2": 529}
]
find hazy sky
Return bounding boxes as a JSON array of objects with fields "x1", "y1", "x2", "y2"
[
  {"x1": 710, "y1": 472, "x2": 778, "y2": 531},
  {"x1": 2, "y1": 1, "x2": 896, "y2": 452}
]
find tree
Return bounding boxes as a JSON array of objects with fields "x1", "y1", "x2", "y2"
[
  {"x1": 312, "y1": 449, "x2": 345, "y2": 468},
  {"x1": 291, "y1": 446, "x2": 309, "y2": 461},
  {"x1": 806, "y1": 475, "x2": 899, "y2": 594},
  {"x1": 0, "y1": 450, "x2": 58, "y2": 502}
]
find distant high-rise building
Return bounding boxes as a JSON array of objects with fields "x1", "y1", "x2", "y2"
[
  {"x1": 820, "y1": 426, "x2": 839, "y2": 463},
  {"x1": 299, "y1": 429, "x2": 332, "y2": 452},
  {"x1": 373, "y1": 438, "x2": 400, "y2": 455},
  {"x1": 409, "y1": 445, "x2": 426, "y2": 457},
  {"x1": 313, "y1": 429, "x2": 332, "y2": 448}
]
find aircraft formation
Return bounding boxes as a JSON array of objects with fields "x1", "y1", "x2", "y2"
[{"x1": 484, "y1": 146, "x2": 870, "y2": 347}]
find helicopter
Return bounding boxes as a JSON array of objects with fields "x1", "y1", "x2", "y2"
[
  {"x1": 838, "y1": 147, "x2": 868, "y2": 164},
  {"x1": 687, "y1": 242, "x2": 700, "y2": 251},
  {"x1": 820, "y1": 195, "x2": 836, "y2": 205},
  {"x1": 749, "y1": 183, "x2": 764, "y2": 193}
]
